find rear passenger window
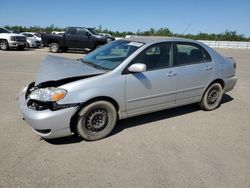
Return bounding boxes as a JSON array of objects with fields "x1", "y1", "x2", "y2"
[
  {"x1": 176, "y1": 43, "x2": 211, "y2": 65},
  {"x1": 77, "y1": 28, "x2": 88, "y2": 36}
]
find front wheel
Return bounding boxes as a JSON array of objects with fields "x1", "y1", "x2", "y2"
[
  {"x1": 49, "y1": 43, "x2": 59, "y2": 53},
  {"x1": 95, "y1": 44, "x2": 102, "y2": 49},
  {"x1": 91, "y1": 44, "x2": 102, "y2": 51},
  {"x1": 199, "y1": 83, "x2": 223, "y2": 111},
  {"x1": 76, "y1": 101, "x2": 117, "y2": 141},
  {"x1": 0, "y1": 40, "x2": 9, "y2": 51}
]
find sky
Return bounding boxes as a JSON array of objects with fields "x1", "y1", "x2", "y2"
[{"x1": 0, "y1": 0, "x2": 250, "y2": 36}]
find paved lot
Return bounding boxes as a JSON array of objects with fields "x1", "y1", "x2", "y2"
[{"x1": 0, "y1": 47, "x2": 250, "y2": 188}]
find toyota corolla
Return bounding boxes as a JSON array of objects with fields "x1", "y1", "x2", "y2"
[{"x1": 17, "y1": 37, "x2": 237, "y2": 141}]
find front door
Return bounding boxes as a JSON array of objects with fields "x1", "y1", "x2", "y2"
[{"x1": 125, "y1": 42, "x2": 177, "y2": 117}]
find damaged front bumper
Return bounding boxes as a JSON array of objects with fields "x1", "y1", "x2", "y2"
[{"x1": 17, "y1": 83, "x2": 78, "y2": 139}]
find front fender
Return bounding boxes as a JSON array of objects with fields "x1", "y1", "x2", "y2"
[{"x1": 57, "y1": 74, "x2": 126, "y2": 116}]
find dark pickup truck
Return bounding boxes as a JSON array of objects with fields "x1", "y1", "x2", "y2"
[{"x1": 42, "y1": 27, "x2": 115, "y2": 53}]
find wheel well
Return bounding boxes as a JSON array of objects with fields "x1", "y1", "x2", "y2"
[
  {"x1": 69, "y1": 96, "x2": 120, "y2": 134},
  {"x1": 48, "y1": 39, "x2": 59, "y2": 44},
  {"x1": 0, "y1": 39, "x2": 8, "y2": 43},
  {"x1": 201, "y1": 79, "x2": 225, "y2": 100},
  {"x1": 209, "y1": 79, "x2": 225, "y2": 89}
]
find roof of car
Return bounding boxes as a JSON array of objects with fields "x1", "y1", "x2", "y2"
[{"x1": 122, "y1": 36, "x2": 196, "y2": 44}]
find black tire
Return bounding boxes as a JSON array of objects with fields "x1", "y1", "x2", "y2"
[
  {"x1": 76, "y1": 101, "x2": 117, "y2": 141},
  {"x1": 89, "y1": 44, "x2": 102, "y2": 52},
  {"x1": 49, "y1": 43, "x2": 59, "y2": 53},
  {"x1": 0, "y1": 40, "x2": 9, "y2": 51},
  {"x1": 199, "y1": 83, "x2": 223, "y2": 111},
  {"x1": 17, "y1": 46, "x2": 25, "y2": 50},
  {"x1": 61, "y1": 47, "x2": 68, "y2": 52}
]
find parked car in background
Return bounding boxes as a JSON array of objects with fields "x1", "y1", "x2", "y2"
[
  {"x1": 42, "y1": 27, "x2": 115, "y2": 53},
  {"x1": 0, "y1": 27, "x2": 26, "y2": 50},
  {"x1": 21, "y1": 32, "x2": 42, "y2": 48},
  {"x1": 51, "y1": 31, "x2": 65, "y2": 35},
  {"x1": 99, "y1": 33, "x2": 112, "y2": 37},
  {"x1": 98, "y1": 32, "x2": 116, "y2": 42},
  {"x1": 17, "y1": 37, "x2": 237, "y2": 141},
  {"x1": 86, "y1": 28, "x2": 115, "y2": 42}
]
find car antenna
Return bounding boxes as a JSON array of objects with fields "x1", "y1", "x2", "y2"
[{"x1": 182, "y1": 24, "x2": 192, "y2": 35}]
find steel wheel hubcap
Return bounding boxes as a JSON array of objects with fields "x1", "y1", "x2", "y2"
[
  {"x1": 85, "y1": 108, "x2": 108, "y2": 132},
  {"x1": 51, "y1": 45, "x2": 57, "y2": 52},
  {"x1": 207, "y1": 89, "x2": 218, "y2": 104}
]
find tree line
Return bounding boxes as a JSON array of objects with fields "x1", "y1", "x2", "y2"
[{"x1": 4, "y1": 25, "x2": 250, "y2": 41}]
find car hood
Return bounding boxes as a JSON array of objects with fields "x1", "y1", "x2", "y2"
[
  {"x1": 3, "y1": 33, "x2": 26, "y2": 37},
  {"x1": 35, "y1": 55, "x2": 106, "y2": 86}
]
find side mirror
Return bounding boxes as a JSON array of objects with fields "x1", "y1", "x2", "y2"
[{"x1": 128, "y1": 63, "x2": 146, "y2": 73}]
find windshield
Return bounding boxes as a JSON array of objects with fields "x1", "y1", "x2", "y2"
[
  {"x1": 0, "y1": 28, "x2": 11, "y2": 33},
  {"x1": 88, "y1": 28, "x2": 98, "y2": 35},
  {"x1": 82, "y1": 40, "x2": 144, "y2": 70},
  {"x1": 34, "y1": 33, "x2": 41, "y2": 37}
]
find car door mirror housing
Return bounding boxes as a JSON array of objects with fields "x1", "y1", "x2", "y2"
[{"x1": 128, "y1": 63, "x2": 146, "y2": 73}]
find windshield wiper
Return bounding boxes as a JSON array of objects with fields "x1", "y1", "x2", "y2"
[{"x1": 79, "y1": 59, "x2": 110, "y2": 71}]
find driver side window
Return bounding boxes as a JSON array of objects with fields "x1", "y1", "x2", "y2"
[
  {"x1": 132, "y1": 42, "x2": 173, "y2": 71},
  {"x1": 66, "y1": 28, "x2": 77, "y2": 35}
]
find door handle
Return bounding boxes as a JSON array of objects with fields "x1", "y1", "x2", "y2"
[
  {"x1": 204, "y1": 65, "x2": 213, "y2": 71},
  {"x1": 166, "y1": 71, "x2": 177, "y2": 77}
]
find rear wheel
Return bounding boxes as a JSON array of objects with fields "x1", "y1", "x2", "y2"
[
  {"x1": 61, "y1": 47, "x2": 68, "y2": 52},
  {"x1": 76, "y1": 101, "x2": 117, "y2": 141},
  {"x1": 49, "y1": 43, "x2": 59, "y2": 53},
  {"x1": 95, "y1": 44, "x2": 102, "y2": 49},
  {"x1": 0, "y1": 40, "x2": 9, "y2": 51},
  {"x1": 17, "y1": 46, "x2": 25, "y2": 50},
  {"x1": 199, "y1": 83, "x2": 223, "y2": 111}
]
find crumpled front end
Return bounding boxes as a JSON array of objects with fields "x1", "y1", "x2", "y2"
[{"x1": 17, "y1": 82, "x2": 78, "y2": 139}]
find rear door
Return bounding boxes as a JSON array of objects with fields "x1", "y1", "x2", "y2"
[
  {"x1": 65, "y1": 28, "x2": 90, "y2": 48},
  {"x1": 175, "y1": 42, "x2": 213, "y2": 103},
  {"x1": 125, "y1": 42, "x2": 177, "y2": 116}
]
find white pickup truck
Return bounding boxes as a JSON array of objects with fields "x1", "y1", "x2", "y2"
[{"x1": 0, "y1": 27, "x2": 27, "y2": 50}]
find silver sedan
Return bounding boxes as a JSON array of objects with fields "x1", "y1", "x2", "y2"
[{"x1": 17, "y1": 37, "x2": 237, "y2": 141}]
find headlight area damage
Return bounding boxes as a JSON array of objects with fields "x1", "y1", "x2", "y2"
[
  {"x1": 25, "y1": 82, "x2": 80, "y2": 111},
  {"x1": 25, "y1": 72, "x2": 103, "y2": 111}
]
